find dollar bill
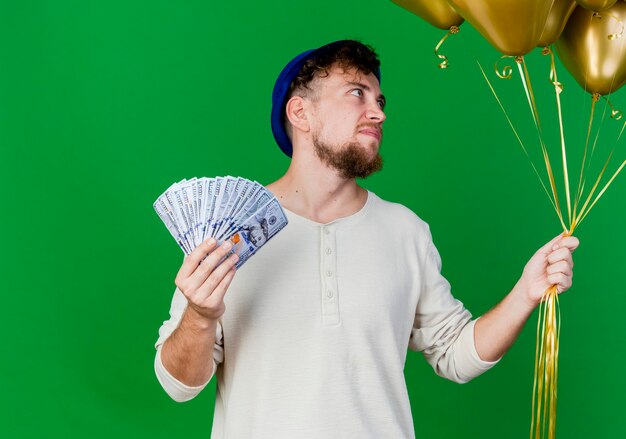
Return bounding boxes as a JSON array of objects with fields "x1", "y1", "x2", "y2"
[
  {"x1": 212, "y1": 176, "x2": 236, "y2": 237},
  {"x1": 216, "y1": 177, "x2": 247, "y2": 239},
  {"x1": 154, "y1": 197, "x2": 191, "y2": 254},
  {"x1": 221, "y1": 196, "x2": 288, "y2": 268},
  {"x1": 218, "y1": 182, "x2": 271, "y2": 240},
  {"x1": 154, "y1": 176, "x2": 289, "y2": 266},
  {"x1": 201, "y1": 178, "x2": 216, "y2": 242}
]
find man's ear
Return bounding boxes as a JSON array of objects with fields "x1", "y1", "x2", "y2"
[{"x1": 285, "y1": 96, "x2": 310, "y2": 134}]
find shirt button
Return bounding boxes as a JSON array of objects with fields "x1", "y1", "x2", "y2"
[
  {"x1": 325, "y1": 248, "x2": 332, "y2": 255},
  {"x1": 325, "y1": 228, "x2": 330, "y2": 235},
  {"x1": 326, "y1": 270, "x2": 332, "y2": 277},
  {"x1": 327, "y1": 290, "x2": 334, "y2": 298}
]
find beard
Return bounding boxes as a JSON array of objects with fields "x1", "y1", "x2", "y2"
[{"x1": 312, "y1": 133, "x2": 383, "y2": 179}]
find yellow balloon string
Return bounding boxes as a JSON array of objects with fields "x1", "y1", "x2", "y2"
[
  {"x1": 603, "y1": 95, "x2": 623, "y2": 120},
  {"x1": 572, "y1": 12, "x2": 626, "y2": 227},
  {"x1": 494, "y1": 55, "x2": 518, "y2": 79},
  {"x1": 573, "y1": 94, "x2": 600, "y2": 223},
  {"x1": 517, "y1": 58, "x2": 567, "y2": 231},
  {"x1": 492, "y1": 54, "x2": 566, "y2": 230},
  {"x1": 482, "y1": 55, "x2": 626, "y2": 439},
  {"x1": 434, "y1": 26, "x2": 460, "y2": 69},
  {"x1": 577, "y1": 159, "x2": 626, "y2": 225},
  {"x1": 480, "y1": 40, "x2": 626, "y2": 439},
  {"x1": 531, "y1": 231, "x2": 568, "y2": 439},
  {"x1": 543, "y1": 47, "x2": 572, "y2": 226},
  {"x1": 618, "y1": 119, "x2": 626, "y2": 142},
  {"x1": 529, "y1": 49, "x2": 626, "y2": 439},
  {"x1": 575, "y1": 108, "x2": 626, "y2": 227},
  {"x1": 478, "y1": 62, "x2": 560, "y2": 216},
  {"x1": 524, "y1": 52, "x2": 571, "y2": 439},
  {"x1": 570, "y1": 110, "x2": 626, "y2": 226}
]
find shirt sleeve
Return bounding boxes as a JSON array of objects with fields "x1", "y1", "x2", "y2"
[
  {"x1": 408, "y1": 232, "x2": 499, "y2": 384},
  {"x1": 154, "y1": 287, "x2": 224, "y2": 402}
]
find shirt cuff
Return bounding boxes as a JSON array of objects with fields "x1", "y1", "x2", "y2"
[
  {"x1": 455, "y1": 319, "x2": 501, "y2": 383},
  {"x1": 154, "y1": 344, "x2": 214, "y2": 402}
]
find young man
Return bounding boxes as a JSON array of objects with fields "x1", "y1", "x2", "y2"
[{"x1": 154, "y1": 40, "x2": 578, "y2": 438}]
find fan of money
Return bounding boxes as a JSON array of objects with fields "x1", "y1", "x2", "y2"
[{"x1": 154, "y1": 176, "x2": 288, "y2": 268}]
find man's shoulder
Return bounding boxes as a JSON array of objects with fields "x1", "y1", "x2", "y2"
[{"x1": 368, "y1": 191, "x2": 430, "y2": 233}]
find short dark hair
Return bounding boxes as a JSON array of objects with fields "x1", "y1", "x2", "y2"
[{"x1": 287, "y1": 40, "x2": 380, "y2": 100}]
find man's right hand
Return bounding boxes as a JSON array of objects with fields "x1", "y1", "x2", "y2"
[{"x1": 175, "y1": 238, "x2": 239, "y2": 322}]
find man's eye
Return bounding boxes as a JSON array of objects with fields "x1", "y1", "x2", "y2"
[
  {"x1": 350, "y1": 89, "x2": 363, "y2": 97},
  {"x1": 377, "y1": 99, "x2": 385, "y2": 109}
]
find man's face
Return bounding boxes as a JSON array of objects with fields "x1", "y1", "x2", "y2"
[{"x1": 308, "y1": 66, "x2": 386, "y2": 179}]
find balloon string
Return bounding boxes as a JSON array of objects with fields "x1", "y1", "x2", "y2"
[
  {"x1": 494, "y1": 55, "x2": 516, "y2": 79},
  {"x1": 543, "y1": 47, "x2": 572, "y2": 226},
  {"x1": 553, "y1": 291, "x2": 562, "y2": 439},
  {"x1": 617, "y1": 119, "x2": 626, "y2": 142},
  {"x1": 520, "y1": 59, "x2": 542, "y2": 131},
  {"x1": 531, "y1": 284, "x2": 562, "y2": 439},
  {"x1": 541, "y1": 47, "x2": 564, "y2": 94},
  {"x1": 576, "y1": 105, "x2": 626, "y2": 227},
  {"x1": 603, "y1": 95, "x2": 623, "y2": 120},
  {"x1": 573, "y1": 12, "x2": 626, "y2": 227},
  {"x1": 573, "y1": 95, "x2": 599, "y2": 222},
  {"x1": 517, "y1": 53, "x2": 572, "y2": 439},
  {"x1": 478, "y1": 61, "x2": 560, "y2": 216},
  {"x1": 590, "y1": 98, "x2": 611, "y2": 167},
  {"x1": 578, "y1": 159, "x2": 626, "y2": 225},
  {"x1": 434, "y1": 26, "x2": 460, "y2": 69},
  {"x1": 530, "y1": 223, "x2": 568, "y2": 439},
  {"x1": 517, "y1": 58, "x2": 567, "y2": 231},
  {"x1": 575, "y1": 42, "x2": 624, "y2": 220},
  {"x1": 531, "y1": 292, "x2": 548, "y2": 439}
]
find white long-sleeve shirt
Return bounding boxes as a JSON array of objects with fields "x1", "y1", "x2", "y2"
[{"x1": 155, "y1": 191, "x2": 498, "y2": 438}]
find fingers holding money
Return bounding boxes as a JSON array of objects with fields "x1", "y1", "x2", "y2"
[
  {"x1": 192, "y1": 241, "x2": 238, "y2": 286},
  {"x1": 177, "y1": 238, "x2": 219, "y2": 281},
  {"x1": 186, "y1": 252, "x2": 238, "y2": 321},
  {"x1": 175, "y1": 238, "x2": 239, "y2": 321},
  {"x1": 192, "y1": 240, "x2": 236, "y2": 280},
  {"x1": 191, "y1": 254, "x2": 238, "y2": 306}
]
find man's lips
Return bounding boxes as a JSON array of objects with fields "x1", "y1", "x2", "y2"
[{"x1": 359, "y1": 128, "x2": 382, "y2": 141}]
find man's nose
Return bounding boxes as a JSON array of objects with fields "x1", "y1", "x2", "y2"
[{"x1": 366, "y1": 102, "x2": 386, "y2": 124}]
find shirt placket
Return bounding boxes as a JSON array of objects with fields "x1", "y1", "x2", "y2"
[{"x1": 320, "y1": 225, "x2": 340, "y2": 326}]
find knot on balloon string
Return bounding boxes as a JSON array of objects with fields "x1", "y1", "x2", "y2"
[
  {"x1": 495, "y1": 55, "x2": 516, "y2": 79},
  {"x1": 435, "y1": 26, "x2": 461, "y2": 69},
  {"x1": 542, "y1": 47, "x2": 564, "y2": 94},
  {"x1": 603, "y1": 95, "x2": 623, "y2": 120},
  {"x1": 592, "y1": 92, "x2": 601, "y2": 103}
]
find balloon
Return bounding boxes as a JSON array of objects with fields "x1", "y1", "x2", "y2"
[
  {"x1": 390, "y1": 0, "x2": 463, "y2": 30},
  {"x1": 447, "y1": 0, "x2": 553, "y2": 55},
  {"x1": 537, "y1": 0, "x2": 578, "y2": 47},
  {"x1": 556, "y1": 2, "x2": 626, "y2": 95},
  {"x1": 576, "y1": 0, "x2": 618, "y2": 12}
]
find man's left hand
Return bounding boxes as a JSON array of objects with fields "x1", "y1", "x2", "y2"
[{"x1": 517, "y1": 233, "x2": 580, "y2": 307}]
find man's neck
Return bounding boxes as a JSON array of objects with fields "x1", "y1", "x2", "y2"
[{"x1": 266, "y1": 159, "x2": 368, "y2": 224}]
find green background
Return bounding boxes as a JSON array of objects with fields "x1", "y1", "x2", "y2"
[{"x1": 1, "y1": 1, "x2": 625, "y2": 438}]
